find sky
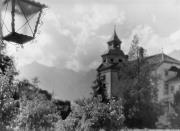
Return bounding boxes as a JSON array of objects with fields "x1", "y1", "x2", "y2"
[{"x1": 2, "y1": 0, "x2": 180, "y2": 100}]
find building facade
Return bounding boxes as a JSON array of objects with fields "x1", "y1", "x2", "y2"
[
  {"x1": 97, "y1": 30, "x2": 128, "y2": 98},
  {"x1": 97, "y1": 30, "x2": 180, "y2": 109}
]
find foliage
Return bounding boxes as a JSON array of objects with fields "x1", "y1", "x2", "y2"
[
  {"x1": 0, "y1": 54, "x2": 19, "y2": 129},
  {"x1": 91, "y1": 74, "x2": 108, "y2": 102},
  {"x1": 15, "y1": 79, "x2": 71, "y2": 131},
  {"x1": 56, "y1": 97, "x2": 124, "y2": 131},
  {"x1": 128, "y1": 34, "x2": 147, "y2": 61},
  {"x1": 168, "y1": 90, "x2": 180, "y2": 128},
  {"x1": 128, "y1": 35, "x2": 140, "y2": 60},
  {"x1": 121, "y1": 36, "x2": 161, "y2": 128},
  {"x1": 0, "y1": 52, "x2": 71, "y2": 131},
  {"x1": 122, "y1": 63, "x2": 161, "y2": 128},
  {"x1": 0, "y1": 73, "x2": 19, "y2": 129}
]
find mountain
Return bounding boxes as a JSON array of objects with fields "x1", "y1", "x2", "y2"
[
  {"x1": 18, "y1": 61, "x2": 96, "y2": 101},
  {"x1": 169, "y1": 50, "x2": 180, "y2": 61}
]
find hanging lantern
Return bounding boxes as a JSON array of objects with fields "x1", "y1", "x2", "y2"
[{"x1": 1, "y1": 0, "x2": 46, "y2": 45}]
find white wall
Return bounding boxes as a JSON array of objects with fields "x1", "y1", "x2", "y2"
[
  {"x1": 156, "y1": 62, "x2": 180, "y2": 102},
  {"x1": 168, "y1": 80, "x2": 180, "y2": 102}
]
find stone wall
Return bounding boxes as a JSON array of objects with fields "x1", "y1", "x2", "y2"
[
  {"x1": 100, "y1": 69, "x2": 112, "y2": 98},
  {"x1": 111, "y1": 71, "x2": 123, "y2": 98}
]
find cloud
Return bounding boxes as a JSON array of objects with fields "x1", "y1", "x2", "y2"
[
  {"x1": 6, "y1": 10, "x2": 75, "y2": 68},
  {"x1": 51, "y1": 4, "x2": 126, "y2": 72},
  {"x1": 6, "y1": 33, "x2": 53, "y2": 66},
  {"x1": 72, "y1": 4, "x2": 125, "y2": 31},
  {"x1": 63, "y1": 4, "x2": 125, "y2": 71},
  {"x1": 152, "y1": 15, "x2": 157, "y2": 23},
  {"x1": 124, "y1": 25, "x2": 180, "y2": 55},
  {"x1": 170, "y1": 30, "x2": 180, "y2": 43},
  {"x1": 5, "y1": 0, "x2": 180, "y2": 73}
]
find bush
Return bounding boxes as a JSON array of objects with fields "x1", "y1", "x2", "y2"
[{"x1": 56, "y1": 97, "x2": 124, "y2": 131}]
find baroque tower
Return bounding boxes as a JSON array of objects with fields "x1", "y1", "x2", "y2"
[{"x1": 97, "y1": 29, "x2": 128, "y2": 98}]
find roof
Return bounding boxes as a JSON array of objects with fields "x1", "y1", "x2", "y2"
[
  {"x1": 97, "y1": 53, "x2": 180, "y2": 72},
  {"x1": 108, "y1": 30, "x2": 121, "y2": 45},
  {"x1": 97, "y1": 63, "x2": 121, "y2": 72},
  {"x1": 102, "y1": 49, "x2": 126, "y2": 57},
  {"x1": 144, "y1": 53, "x2": 180, "y2": 65}
]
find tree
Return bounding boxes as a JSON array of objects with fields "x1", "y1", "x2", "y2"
[
  {"x1": 91, "y1": 74, "x2": 108, "y2": 102},
  {"x1": 0, "y1": 72, "x2": 19, "y2": 130},
  {"x1": 122, "y1": 63, "x2": 161, "y2": 128},
  {"x1": 0, "y1": 54, "x2": 19, "y2": 130},
  {"x1": 121, "y1": 36, "x2": 161, "y2": 128},
  {"x1": 168, "y1": 90, "x2": 180, "y2": 128},
  {"x1": 14, "y1": 79, "x2": 71, "y2": 131},
  {"x1": 56, "y1": 97, "x2": 124, "y2": 131},
  {"x1": 17, "y1": 96, "x2": 59, "y2": 131},
  {"x1": 128, "y1": 34, "x2": 147, "y2": 61},
  {"x1": 128, "y1": 35, "x2": 140, "y2": 60},
  {"x1": 15, "y1": 80, "x2": 55, "y2": 131}
]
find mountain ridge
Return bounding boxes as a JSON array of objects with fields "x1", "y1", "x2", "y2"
[{"x1": 18, "y1": 61, "x2": 96, "y2": 101}]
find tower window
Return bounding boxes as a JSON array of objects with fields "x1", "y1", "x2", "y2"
[
  {"x1": 171, "y1": 86, "x2": 174, "y2": 93},
  {"x1": 100, "y1": 75, "x2": 105, "y2": 81},
  {"x1": 164, "y1": 83, "x2": 169, "y2": 95},
  {"x1": 103, "y1": 58, "x2": 106, "y2": 63},
  {"x1": 165, "y1": 70, "x2": 168, "y2": 76},
  {"x1": 119, "y1": 59, "x2": 122, "y2": 62},
  {"x1": 110, "y1": 59, "x2": 114, "y2": 62}
]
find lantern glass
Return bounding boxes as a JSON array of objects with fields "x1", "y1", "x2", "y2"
[{"x1": 1, "y1": 0, "x2": 46, "y2": 44}]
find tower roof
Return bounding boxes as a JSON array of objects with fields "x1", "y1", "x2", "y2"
[{"x1": 108, "y1": 29, "x2": 121, "y2": 44}]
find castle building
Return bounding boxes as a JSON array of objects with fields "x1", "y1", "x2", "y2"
[
  {"x1": 97, "y1": 30, "x2": 180, "y2": 111},
  {"x1": 97, "y1": 30, "x2": 128, "y2": 98}
]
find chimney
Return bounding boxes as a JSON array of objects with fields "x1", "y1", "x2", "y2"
[
  {"x1": 139, "y1": 47, "x2": 144, "y2": 61},
  {"x1": 161, "y1": 48, "x2": 164, "y2": 62}
]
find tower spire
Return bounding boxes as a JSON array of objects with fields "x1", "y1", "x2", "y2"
[
  {"x1": 114, "y1": 24, "x2": 116, "y2": 34},
  {"x1": 108, "y1": 26, "x2": 121, "y2": 50}
]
